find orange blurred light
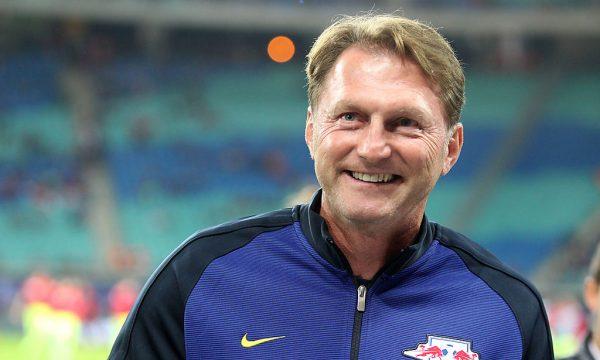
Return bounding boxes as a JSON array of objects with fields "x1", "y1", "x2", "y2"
[{"x1": 268, "y1": 36, "x2": 295, "y2": 63}]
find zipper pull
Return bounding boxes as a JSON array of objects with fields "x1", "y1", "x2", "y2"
[{"x1": 356, "y1": 285, "x2": 367, "y2": 312}]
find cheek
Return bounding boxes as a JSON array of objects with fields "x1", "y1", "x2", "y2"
[
  {"x1": 423, "y1": 138, "x2": 445, "y2": 171},
  {"x1": 404, "y1": 137, "x2": 446, "y2": 173},
  {"x1": 314, "y1": 125, "x2": 356, "y2": 160},
  {"x1": 314, "y1": 122, "x2": 340, "y2": 149},
  {"x1": 312, "y1": 133, "x2": 337, "y2": 172}
]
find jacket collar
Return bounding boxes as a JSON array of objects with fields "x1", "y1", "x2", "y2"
[{"x1": 295, "y1": 189, "x2": 435, "y2": 276}]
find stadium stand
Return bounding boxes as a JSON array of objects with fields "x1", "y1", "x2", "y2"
[{"x1": 1, "y1": 54, "x2": 598, "y2": 274}]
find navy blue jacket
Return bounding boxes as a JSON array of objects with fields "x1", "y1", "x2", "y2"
[{"x1": 109, "y1": 192, "x2": 553, "y2": 359}]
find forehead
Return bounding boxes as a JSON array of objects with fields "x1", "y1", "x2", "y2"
[
  {"x1": 317, "y1": 46, "x2": 444, "y2": 120},
  {"x1": 332, "y1": 46, "x2": 428, "y2": 82}
]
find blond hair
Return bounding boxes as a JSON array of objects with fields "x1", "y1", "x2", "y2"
[{"x1": 305, "y1": 13, "x2": 465, "y2": 126}]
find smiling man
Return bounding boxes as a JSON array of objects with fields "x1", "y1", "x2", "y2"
[
  {"x1": 305, "y1": 44, "x2": 461, "y2": 280},
  {"x1": 110, "y1": 14, "x2": 553, "y2": 360}
]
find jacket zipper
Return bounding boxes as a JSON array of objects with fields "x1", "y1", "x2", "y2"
[{"x1": 350, "y1": 284, "x2": 367, "y2": 360}]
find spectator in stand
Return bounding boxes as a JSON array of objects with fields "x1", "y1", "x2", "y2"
[
  {"x1": 564, "y1": 243, "x2": 600, "y2": 360},
  {"x1": 47, "y1": 278, "x2": 90, "y2": 360},
  {"x1": 19, "y1": 272, "x2": 56, "y2": 359}
]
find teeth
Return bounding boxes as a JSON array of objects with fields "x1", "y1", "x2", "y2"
[{"x1": 351, "y1": 172, "x2": 394, "y2": 183}]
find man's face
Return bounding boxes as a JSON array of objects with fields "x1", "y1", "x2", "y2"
[{"x1": 305, "y1": 46, "x2": 462, "y2": 225}]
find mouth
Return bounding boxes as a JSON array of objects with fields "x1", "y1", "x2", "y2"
[{"x1": 346, "y1": 171, "x2": 399, "y2": 184}]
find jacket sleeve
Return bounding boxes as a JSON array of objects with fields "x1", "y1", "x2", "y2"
[
  {"x1": 523, "y1": 305, "x2": 555, "y2": 360},
  {"x1": 108, "y1": 263, "x2": 186, "y2": 359}
]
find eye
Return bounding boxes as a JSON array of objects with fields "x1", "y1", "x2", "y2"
[
  {"x1": 342, "y1": 113, "x2": 357, "y2": 121},
  {"x1": 386, "y1": 117, "x2": 421, "y2": 133},
  {"x1": 398, "y1": 117, "x2": 418, "y2": 127}
]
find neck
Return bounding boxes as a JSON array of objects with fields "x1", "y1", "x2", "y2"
[{"x1": 320, "y1": 204, "x2": 422, "y2": 280}]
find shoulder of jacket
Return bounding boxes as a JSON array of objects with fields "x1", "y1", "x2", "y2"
[
  {"x1": 434, "y1": 223, "x2": 553, "y2": 358},
  {"x1": 434, "y1": 223, "x2": 540, "y2": 297},
  {"x1": 134, "y1": 206, "x2": 296, "y2": 313},
  {"x1": 163, "y1": 207, "x2": 296, "y2": 274},
  {"x1": 108, "y1": 207, "x2": 297, "y2": 359},
  {"x1": 158, "y1": 206, "x2": 296, "y2": 298},
  {"x1": 183, "y1": 207, "x2": 295, "y2": 245}
]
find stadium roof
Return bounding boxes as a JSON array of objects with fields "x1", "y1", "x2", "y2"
[{"x1": 1, "y1": 0, "x2": 599, "y2": 36}]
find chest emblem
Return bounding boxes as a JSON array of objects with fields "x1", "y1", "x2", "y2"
[
  {"x1": 240, "y1": 333, "x2": 285, "y2": 348},
  {"x1": 403, "y1": 335, "x2": 479, "y2": 360}
]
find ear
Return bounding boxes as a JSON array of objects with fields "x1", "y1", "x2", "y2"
[
  {"x1": 442, "y1": 122, "x2": 464, "y2": 176},
  {"x1": 305, "y1": 106, "x2": 315, "y2": 159},
  {"x1": 584, "y1": 277, "x2": 599, "y2": 313}
]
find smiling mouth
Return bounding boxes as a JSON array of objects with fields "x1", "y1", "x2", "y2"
[{"x1": 347, "y1": 171, "x2": 398, "y2": 184}]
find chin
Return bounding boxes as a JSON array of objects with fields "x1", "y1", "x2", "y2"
[
  {"x1": 339, "y1": 205, "x2": 396, "y2": 224},
  {"x1": 323, "y1": 189, "x2": 399, "y2": 223}
]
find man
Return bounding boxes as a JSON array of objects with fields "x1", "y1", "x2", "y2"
[
  {"x1": 109, "y1": 14, "x2": 553, "y2": 359},
  {"x1": 564, "y1": 244, "x2": 600, "y2": 360}
]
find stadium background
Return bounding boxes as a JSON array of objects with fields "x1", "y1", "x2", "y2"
[{"x1": 0, "y1": 0, "x2": 598, "y2": 358}]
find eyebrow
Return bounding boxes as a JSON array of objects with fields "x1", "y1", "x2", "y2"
[
  {"x1": 327, "y1": 100, "x2": 361, "y2": 117},
  {"x1": 329, "y1": 100, "x2": 431, "y2": 122}
]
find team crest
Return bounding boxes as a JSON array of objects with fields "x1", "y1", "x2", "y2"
[{"x1": 403, "y1": 335, "x2": 479, "y2": 360}]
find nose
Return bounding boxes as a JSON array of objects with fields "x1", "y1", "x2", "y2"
[{"x1": 356, "y1": 122, "x2": 392, "y2": 162}]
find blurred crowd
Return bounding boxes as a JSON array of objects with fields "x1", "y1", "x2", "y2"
[
  {"x1": 548, "y1": 298, "x2": 589, "y2": 357},
  {"x1": 5, "y1": 272, "x2": 139, "y2": 359}
]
